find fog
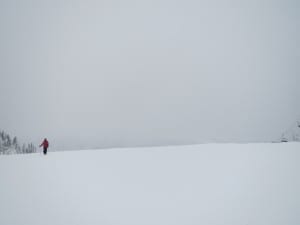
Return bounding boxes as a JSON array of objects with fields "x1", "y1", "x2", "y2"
[{"x1": 0, "y1": 0, "x2": 299, "y2": 150}]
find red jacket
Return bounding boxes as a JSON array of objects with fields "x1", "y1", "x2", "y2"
[{"x1": 40, "y1": 139, "x2": 49, "y2": 148}]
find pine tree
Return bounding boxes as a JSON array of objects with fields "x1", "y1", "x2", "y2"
[
  {"x1": 22, "y1": 144, "x2": 26, "y2": 154},
  {"x1": 13, "y1": 137, "x2": 18, "y2": 146},
  {"x1": 0, "y1": 141, "x2": 3, "y2": 154},
  {"x1": 5, "y1": 135, "x2": 12, "y2": 147},
  {"x1": 0, "y1": 131, "x2": 5, "y2": 141}
]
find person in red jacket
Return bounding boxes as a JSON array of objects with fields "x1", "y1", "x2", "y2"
[{"x1": 40, "y1": 138, "x2": 49, "y2": 155}]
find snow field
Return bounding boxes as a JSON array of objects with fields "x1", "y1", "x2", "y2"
[{"x1": 0, "y1": 143, "x2": 299, "y2": 225}]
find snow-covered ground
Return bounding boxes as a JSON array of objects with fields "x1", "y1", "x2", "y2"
[{"x1": 0, "y1": 143, "x2": 299, "y2": 225}]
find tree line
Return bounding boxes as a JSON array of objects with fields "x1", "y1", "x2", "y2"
[{"x1": 0, "y1": 130, "x2": 36, "y2": 155}]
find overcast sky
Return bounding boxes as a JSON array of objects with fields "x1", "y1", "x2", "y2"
[{"x1": 0, "y1": 0, "x2": 299, "y2": 150}]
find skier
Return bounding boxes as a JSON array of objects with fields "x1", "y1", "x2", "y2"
[{"x1": 39, "y1": 138, "x2": 49, "y2": 155}]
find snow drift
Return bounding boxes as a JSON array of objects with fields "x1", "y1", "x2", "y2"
[{"x1": 0, "y1": 143, "x2": 299, "y2": 225}]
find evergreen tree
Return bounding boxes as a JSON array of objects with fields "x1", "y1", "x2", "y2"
[
  {"x1": 5, "y1": 135, "x2": 12, "y2": 147},
  {"x1": 0, "y1": 131, "x2": 4, "y2": 140},
  {"x1": 22, "y1": 144, "x2": 26, "y2": 154},
  {"x1": 13, "y1": 137, "x2": 18, "y2": 146}
]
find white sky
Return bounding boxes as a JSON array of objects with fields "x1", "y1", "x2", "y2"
[{"x1": 0, "y1": 0, "x2": 299, "y2": 150}]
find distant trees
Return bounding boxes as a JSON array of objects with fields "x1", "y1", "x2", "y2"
[
  {"x1": 280, "y1": 120, "x2": 300, "y2": 142},
  {"x1": 0, "y1": 130, "x2": 37, "y2": 155}
]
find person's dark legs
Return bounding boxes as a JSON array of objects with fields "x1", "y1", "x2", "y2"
[{"x1": 43, "y1": 147, "x2": 47, "y2": 155}]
